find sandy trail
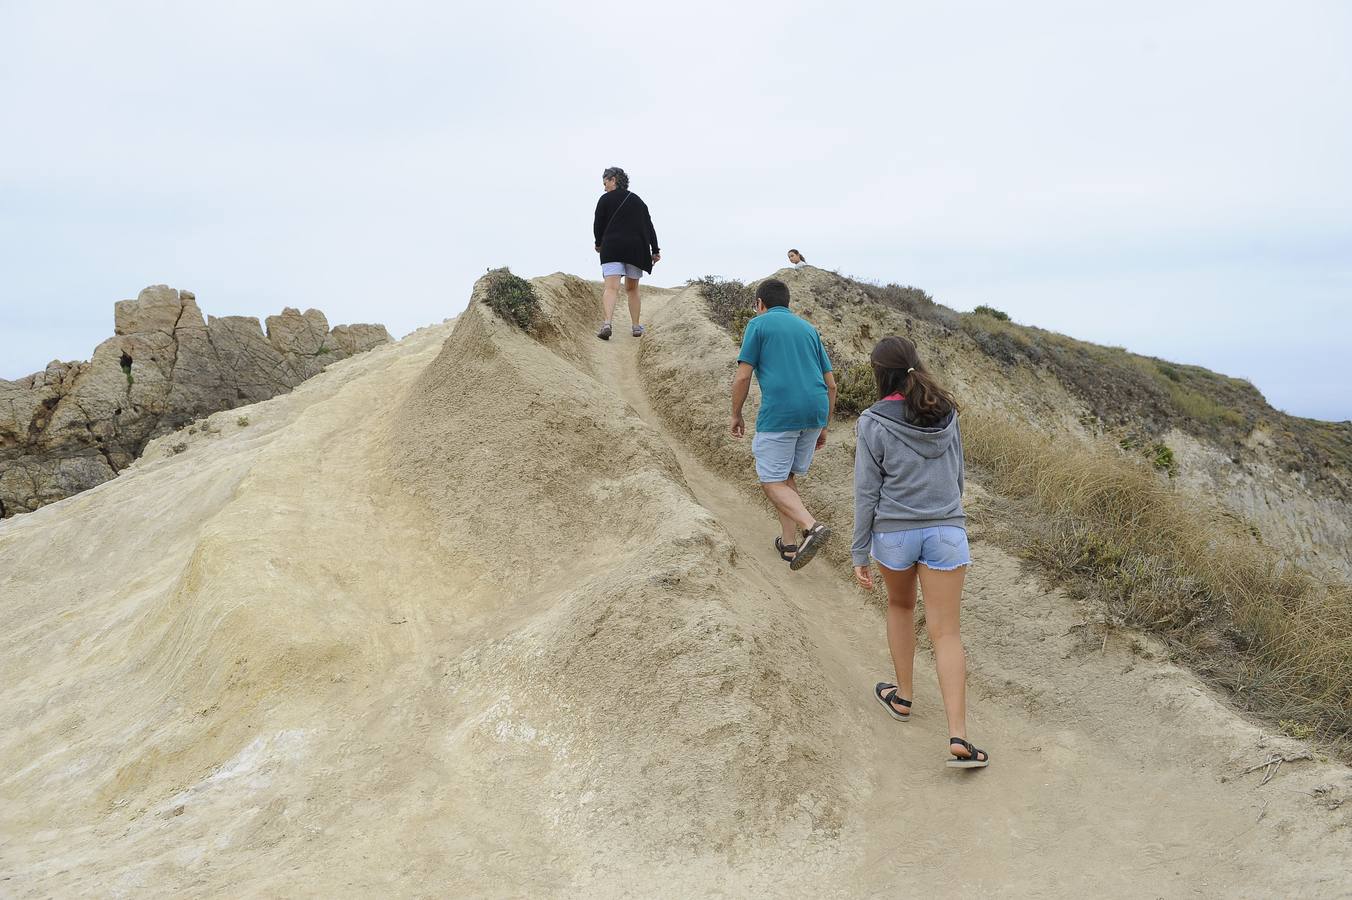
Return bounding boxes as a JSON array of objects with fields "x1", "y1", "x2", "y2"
[
  {"x1": 1, "y1": 275, "x2": 1348, "y2": 898},
  {"x1": 598, "y1": 283, "x2": 1351, "y2": 897}
]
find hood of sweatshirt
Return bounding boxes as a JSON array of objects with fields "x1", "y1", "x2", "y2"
[{"x1": 860, "y1": 400, "x2": 957, "y2": 460}]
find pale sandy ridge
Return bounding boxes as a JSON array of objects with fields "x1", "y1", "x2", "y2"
[{"x1": 0, "y1": 277, "x2": 1347, "y2": 898}]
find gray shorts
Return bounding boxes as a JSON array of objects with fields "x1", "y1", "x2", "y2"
[
  {"x1": 751, "y1": 429, "x2": 818, "y2": 483},
  {"x1": 601, "y1": 262, "x2": 643, "y2": 279}
]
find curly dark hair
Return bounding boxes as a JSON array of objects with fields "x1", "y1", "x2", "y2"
[{"x1": 602, "y1": 166, "x2": 629, "y2": 191}]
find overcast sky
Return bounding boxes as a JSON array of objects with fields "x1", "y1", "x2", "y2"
[{"x1": 3, "y1": 0, "x2": 1349, "y2": 420}]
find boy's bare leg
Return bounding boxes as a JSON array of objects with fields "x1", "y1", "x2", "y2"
[
  {"x1": 761, "y1": 478, "x2": 816, "y2": 542},
  {"x1": 774, "y1": 474, "x2": 803, "y2": 551}
]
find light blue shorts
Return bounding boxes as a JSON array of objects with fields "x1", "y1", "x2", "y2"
[
  {"x1": 601, "y1": 262, "x2": 643, "y2": 279},
  {"x1": 871, "y1": 526, "x2": 971, "y2": 572},
  {"x1": 751, "y1": 429, "x2": 818, "y2": 483}
]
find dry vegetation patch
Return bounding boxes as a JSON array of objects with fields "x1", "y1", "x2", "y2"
[
  {"x1": 956, "y1": 304, "x2": 1352, "y2": 492},
  {"x1": 481, "y1": 267, "x2": 542, "y2": 331},
  {"x1": 687, "y1": 276, "x2": 755, "y2": 333},
  {"x1": 962, "y1": 411, "x2": 1352, "y2": 752}
]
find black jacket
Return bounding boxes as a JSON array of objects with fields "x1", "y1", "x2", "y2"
[{"x1": 593, "y1": 190, "x2": 660, "y2": 273}]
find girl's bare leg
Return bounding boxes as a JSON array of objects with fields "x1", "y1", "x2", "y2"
[
  {"x1": 879, "y1": 562, "x2": 919, "y2": 703},
  {"x1": 917, "y1": 564, "x2": 972, "y2": 749}
]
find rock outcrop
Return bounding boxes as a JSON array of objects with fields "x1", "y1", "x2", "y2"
[{"x1": 0, "y1": 286, "x2": 390, "y2": 517}]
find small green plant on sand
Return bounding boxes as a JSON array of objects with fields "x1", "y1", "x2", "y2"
[
  {"x1": 1280, "y1": 720, "x2": 1316, "y2": 740},
  {"x1": 1120, "y1": 436, "x2": 1179, "y2": 477},
  {"x1": 730, "y1": 307, "x2": 755, "y2": 342},
  {"x1": 835, "y1": 361, "x2": 877, "y2": 417},
  {"x1": 481, "y1": 267, "x2": 540, "y2": 330},
  {"x1": 237, "y1": 416, "x2": 250, "y2": 427}
]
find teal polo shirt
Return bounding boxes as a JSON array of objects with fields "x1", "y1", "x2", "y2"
[{"x1": 737, "y1": 306, "x2": 833, "y2": 432}]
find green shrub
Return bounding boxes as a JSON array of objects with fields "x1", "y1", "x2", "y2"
[
  {"x1": 730, "y1": 307, "x2": 755, "y2": 342},
  {"x1": 1120, "y1": 436, "x2": 1179, "y2": 477},
  {"x1": 1148, "y1": 442, "x2": 1177, "y2": 476},
  {"x1": 689, "y1": 276, "x2": 754, "y2": 331},
  {"x1": 835, "y1": 361, "x2": 877, "y2": 417},
  {"x1": 481, "y1": 267, "x2": 540, "y2": 330},
  {"x1": 973, "y1": 304, "x2": 1010, "y2": 321}
]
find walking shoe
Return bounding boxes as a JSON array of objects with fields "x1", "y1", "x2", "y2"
[
  {"x1": 596, "y1": 322, "x2": 612, "y2": 340},
  {"x1": 632, "y1": 324, "x2": 645, "y2": 337}
]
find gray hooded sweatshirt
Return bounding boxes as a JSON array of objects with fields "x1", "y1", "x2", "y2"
[{"x1": 851, "y1": 399, "x2": 966, "y2": 566}]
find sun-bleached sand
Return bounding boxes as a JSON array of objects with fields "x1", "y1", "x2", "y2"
[{"x1": 1, "y1": 274, "x2": 1348, "y2": 897}]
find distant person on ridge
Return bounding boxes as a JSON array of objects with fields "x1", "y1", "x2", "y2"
[
  {"x1": 593, "y1": 167, "x2": 660, "y2": 340},
  {"x1": 730, "y1": 278, "x2": 836, "y2": 570},
  {"x1": 787, "y1": 248, "x2": 807, "y2": 267},
  {"x1": 852, "y1": 336, "x2": 989, "y2": 770}
]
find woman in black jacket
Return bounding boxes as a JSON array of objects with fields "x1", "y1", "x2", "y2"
[{"x1": 592, "y1": 167, "x2": 660, "y2": 340}]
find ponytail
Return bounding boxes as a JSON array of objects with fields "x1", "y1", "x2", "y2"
[
  {"x1": 902, "y1": 368, "x2": 958, "y2": 426},
  {"x1": 869, "y1": 336, "x2": 958, "y2": 427}
]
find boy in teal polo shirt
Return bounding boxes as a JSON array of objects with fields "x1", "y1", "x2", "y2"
[{"x1": 730, "y1": 278, "x2": 837, "y2": 570}]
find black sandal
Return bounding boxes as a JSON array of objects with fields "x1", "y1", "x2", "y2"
[
  {"x1": 774, "y1": 536, "x2": 799, "y2": 563},
  {"x1": 789, "y1": 522, "x2": 832, "y2": 571},
  {"x1": 873, "y1": 682, "x2": 912, "y2": 722},
  {"x1": 946, "y1": 737, "x2": 990, "y2": 769}
]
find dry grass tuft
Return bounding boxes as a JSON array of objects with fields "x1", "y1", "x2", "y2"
[
  {"x1": 688, "y1": 276, "x2": 754, "y2": 332},
  {"x1": 962, "y1": 411, "x2": 1352, "y2": 750}
]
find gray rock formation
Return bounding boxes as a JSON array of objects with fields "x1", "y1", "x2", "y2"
[{"x1": 0, "y1": 286, "x2": 390, "y2": 518}]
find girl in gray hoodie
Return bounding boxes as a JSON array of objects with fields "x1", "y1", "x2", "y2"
[{"x1": 852, "y1": 336, "x2": 988, "y2": 769}]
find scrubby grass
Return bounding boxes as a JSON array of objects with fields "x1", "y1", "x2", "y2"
[
  {"x1": 835, "y1": 362, "x2": 877, "y2": 417},
  {"x1": 481, "y1": 267, "x2": 541, "y2": 330},
  {"x1": 730, "y1": 307, "x2": 755, "y2": 343},
  {"x1": 951, "y1": 310, "x2": 1352, "y2": 494},
  {"x1": 963, "y1": 412, "x2": 1352, "y2": 752},
  {"x1": 801, "y1": 268, "x2": 1350, "y2": 496},
  {"x1": 856, "y1": 280, "x2": 960, "y2": 330},
  {"x1": 688, "y1": 276, "x2": 754, "y2": 332}
]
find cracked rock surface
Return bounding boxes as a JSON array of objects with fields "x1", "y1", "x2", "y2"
[{"x1": 0, "y1": 285, "x2": 390, "y2": 517}]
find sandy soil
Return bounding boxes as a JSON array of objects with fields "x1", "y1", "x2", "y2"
[{"x1": 1, "y1": 277, "x2": 1348, "y2": 898}]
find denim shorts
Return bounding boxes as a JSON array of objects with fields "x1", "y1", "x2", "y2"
[
  {"x1": 601, "y1": 262, "x2": 643, "y2": 279},
  {"x1": 871, "y1": 526, "x2": 970, "y2": 572},
  {"x1": 751, "y1": 429, "x2": 818, "y2": 483}
]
